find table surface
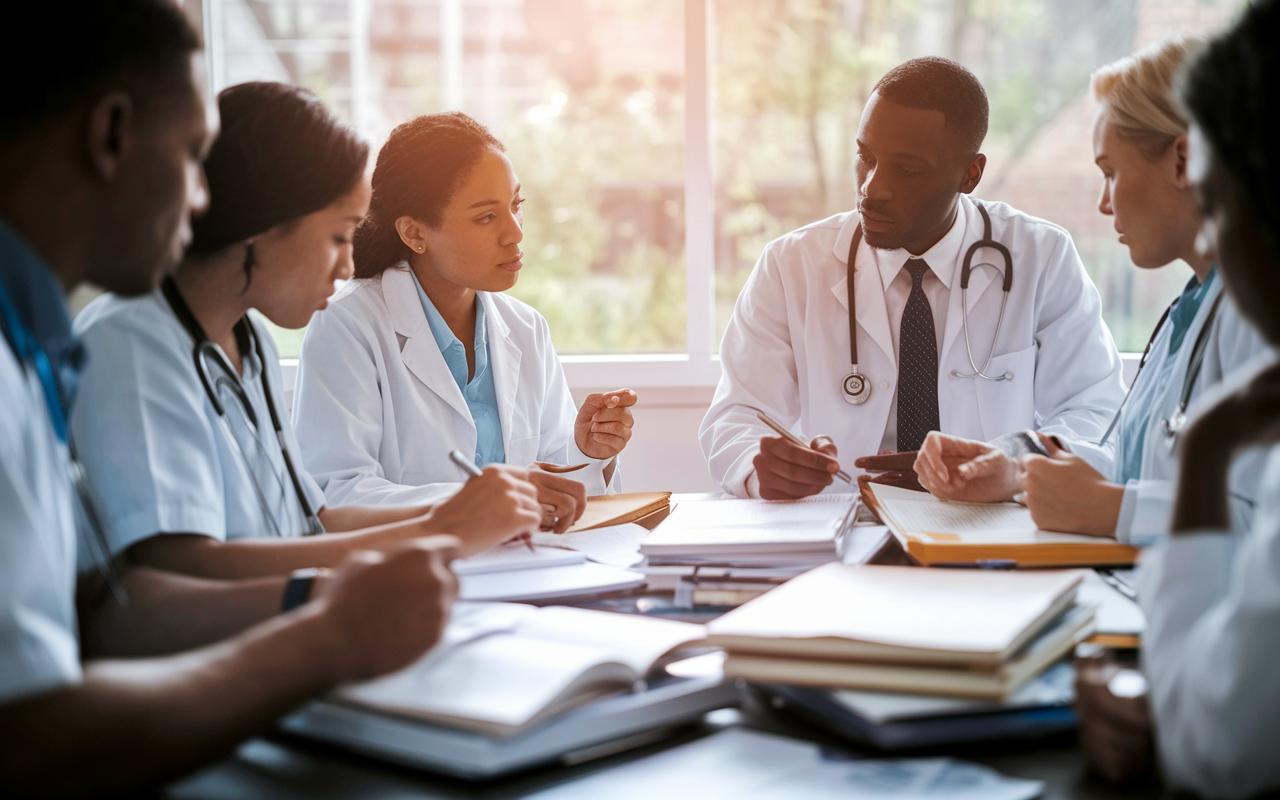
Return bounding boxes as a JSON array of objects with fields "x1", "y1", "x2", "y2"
[
  {"x1": 164, "y1": 497, "x2": 1159, "y2": 799},
  {"x1": 165, "y1": 697, "x2": 1162, "y2": 800}
]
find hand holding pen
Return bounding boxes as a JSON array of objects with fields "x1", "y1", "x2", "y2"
[
  {"x1": 748, "y1": 407, "x2": 851, "y2": 501},
  {"x1": 448, "y1": 450, "x2": 537, "y2": 551}
]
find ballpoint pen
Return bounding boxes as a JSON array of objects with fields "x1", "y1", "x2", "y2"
[
  {"x1": 750, "y1": 408, "x2": 853, "y2": 483},
  {"x1": 449, "y1": 449, "x2": 536, "y2": 552}
]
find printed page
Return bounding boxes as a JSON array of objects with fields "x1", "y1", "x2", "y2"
[
  {"x1": 452, "y1": 541, "x2": 585, "y2": 575},
  {"x1": 517, "y1": 606, "x2": 707, "y2": 674},
  {"x1": 873, "y1": 484, "x2": 1110, "y2": 545},
  {"x1": 644, "y1": 494, "x2": 857, "y2": 551},
  {"x1": 533, "y1": 522, "x2": 650, "y2": 567},
  {"x1": 338, "y1": 633, "x2": 630, "y2": 731}
]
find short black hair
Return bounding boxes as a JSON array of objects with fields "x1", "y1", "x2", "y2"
[
  {"x1": 873, "y1": 57, "x2": 989, "y2": 157},
  {"x1": 1180, "y1": 0, "x2": 1280, "y2": 262},
  {"x1": 0, "y1": 0, "x2": 201, "y2": 138}
]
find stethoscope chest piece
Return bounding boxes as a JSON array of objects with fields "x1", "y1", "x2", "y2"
[{"x1": 842, "y1": 370, "x2": 871, "y2": 405}]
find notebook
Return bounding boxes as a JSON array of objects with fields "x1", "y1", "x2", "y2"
[
  {"x1": 533, "y1": 522, "x2": 651, "y2": 567},
  {"x1": 640, "y1": 494, "x2": 858, "y2": 560},
  {"x1": 334, "y1": 602, "x2": 709, "y2": 738},
  {"x1": 706, "y1": 563, "x2": 1087, "y2": 666},
  {"x1": 862, "y1": 483, "x2": 1139, "y2": 567},
  {"x1": 567, "y1": 492, "x2": 672, "y2": 532}
]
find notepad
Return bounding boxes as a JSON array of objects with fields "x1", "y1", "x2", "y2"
[
  {"x1": 640, "y1": 494, "x2": 856, "y2": 559},
  {"x1": 335, "y1": 603, "x2": 708, "y2": 738},
  {"x1": 863, "y1": 483, "x2": 1139, "y2": 567},
  {"x1": 567, "y1": 492, "x2": 672, "y2": 532},
  {"x1": 533, "y1": 522, "x2": 651, "y2": 567}
]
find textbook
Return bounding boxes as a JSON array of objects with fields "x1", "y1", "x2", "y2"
[
  {"x1": 332, "y1": 602, "x2": 710, "y2": 738},
  {"x1": 706, "y1": 563, "x2": 1093, "y2": 699},
  {"x1": 862, "y1": 482, "x2": 1139, "y2": 567},
  {"x1": 760, "y1": 661, "x2": 1077, "y2": 750},
  {"x1": 567, "y1": 491, "x2": 672, "y2": 532}
]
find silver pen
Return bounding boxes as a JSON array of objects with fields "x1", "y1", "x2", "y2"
[
  {"x1": 751, "y1": 408, "x2": 853, "y2": 484},
  {"x1": 448, "y1": 450, "x2": 536, "y2": 552}
]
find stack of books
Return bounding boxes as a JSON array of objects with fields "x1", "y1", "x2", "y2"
[
  {"x1": 639, "y1": 494, "x2": 861, "y2": 605},
  {"x1": 706, "y1": 563, "x2": 1094, "y2": 700}
]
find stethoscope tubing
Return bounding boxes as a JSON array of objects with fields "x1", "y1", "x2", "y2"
[{"x1": 844, "y1": 201, "x2": 1014, "y2": 402}]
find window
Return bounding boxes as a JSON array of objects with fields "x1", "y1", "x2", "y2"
[{"x1": 204, "y1": 0, "x2": 1240, "y2": 379}]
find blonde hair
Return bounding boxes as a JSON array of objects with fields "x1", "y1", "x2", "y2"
[{"x1": 1091, "y1": 34, "x2": 1207, "y2": 160}]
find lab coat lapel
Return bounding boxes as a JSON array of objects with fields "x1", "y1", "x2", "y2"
[
  {"x1": 483, "y1": 293, "x2": 522, "y2": 458},
  {"x1": 382, "y1": 267, "x2": 472, "y2": 423},
  {"x1": 830, "y1": 219, "x2": 895, "y2": 370}
]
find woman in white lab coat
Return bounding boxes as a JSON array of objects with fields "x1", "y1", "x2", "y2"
[
  {"x1": 293, "y1": 112, "x2": 635, "y2": 532},
  {"x1": 915, "y1": 36, "x2": 1270, "y2": 545},
  {"x1": 71, "y1": 83, "x2": 541, "y2": 581}
]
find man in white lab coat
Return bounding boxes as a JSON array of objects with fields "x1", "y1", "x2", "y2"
[{"x1": 701, "y1": 56, "x2": 1126, "y2": 499}]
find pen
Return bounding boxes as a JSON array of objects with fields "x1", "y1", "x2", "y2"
[
  {"x1": 448, "y1": 450, "x2": 536, "y2": 552},
  {"x1": 752, "y1": 409, "x2": 853, "y2": 483}
]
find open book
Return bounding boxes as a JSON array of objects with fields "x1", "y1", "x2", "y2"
[
  {"x1": 862, "y1": 483, "x2": 1139, "y2": 567},
  {"x1": 334, "y1": 603, "x2": 708, "y2": 738}
]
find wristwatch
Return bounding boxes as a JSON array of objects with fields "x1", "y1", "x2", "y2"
[{"x1": 281, "y1": 567, "x2": 325, "y2": 613}]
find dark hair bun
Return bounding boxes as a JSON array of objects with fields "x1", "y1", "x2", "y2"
[{"x1": 190, "y1": 81, "x2": 369, "y2": 255}]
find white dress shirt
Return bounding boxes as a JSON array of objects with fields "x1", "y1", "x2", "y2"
[
  {"x1": 1138, "y1": 431, "x2": 1280, "y2": 799},
  {"x1": 705, "y1": 193, "x2": 1126, "y2": 499}
]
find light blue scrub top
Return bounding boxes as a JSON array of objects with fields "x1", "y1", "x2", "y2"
[
  {"x1": 0, "y1": 218, "x2": 83, "y2": 702},
  {"x1": 1116, "y1": 268, "x2": 1217, "y2": 483},
  {"x1": 411, "y1": 273, "x2": 506, "y2": 466}
]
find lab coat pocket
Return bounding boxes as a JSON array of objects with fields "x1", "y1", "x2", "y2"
[
  {"x1": 974, "y1": 344, "x2": 1037, "y2": 437},
  {"x1": 507, "y1": 434, "x2": 542, "y2": 466}
]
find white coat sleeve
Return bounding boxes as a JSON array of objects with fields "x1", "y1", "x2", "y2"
[
  {"x1": 1137, "y1": 447, "x2": 1280, "y2": 798},
  {"x1": 293, "y1": 306, "x2": 460, "y2": 508},
  {"x1": 700, "y1": 244, "x2": 801, "y2": 498},
  {"x1": 1028, "y1": 231, "x2": 1127, "y2": 449},
  {"x1": 530, "y1": 312, "x2": 616, "y2": 496}
]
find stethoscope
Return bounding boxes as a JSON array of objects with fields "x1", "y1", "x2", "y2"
[
  {"x1": 842, "y1": 202, "x2": 1015, "y2": 405},
  {"x1": 1097, "y1": 289, "x2": 1223, "y2": 448},
  {"x1": 162, "y1": 277, "x2": 324, "y2": 537}
]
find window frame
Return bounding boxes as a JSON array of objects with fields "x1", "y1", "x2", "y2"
[{"x1": 209, "y1": 0, "x2": 1143, "y2": 392}]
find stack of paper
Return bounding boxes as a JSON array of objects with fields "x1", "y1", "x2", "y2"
[
  {"x1": 706, "y1": 563, "x2": 1094, "y2": 699},
  {"x1": 862, "y1": 483, "x2": 1138, "y2": 567},
  {"x1": 640, "y1": 494, "x2": 857, "y2": 566},
  {"x1": 453, "y1": 541, "x2": 644, "y2": 601}
]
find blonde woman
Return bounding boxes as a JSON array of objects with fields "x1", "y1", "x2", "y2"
[{"x1": 915, "y1": 36, "x2": 1270, "y2": 545}]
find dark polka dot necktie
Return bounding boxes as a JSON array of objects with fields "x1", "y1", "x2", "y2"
[{"x1": 897, "y1": 259, "x2": 940, "y2": 452}]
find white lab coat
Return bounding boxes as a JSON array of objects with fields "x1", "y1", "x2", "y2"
[
  {"x1": 1138, "y1": 434, "x2": 1280, "y2": 799},
  {"x1": 1070, "y1": 281, "x2": 1271, "y2": 545},
  {"x1": 701, "y1": 195, "x2": 1127, "y2": 497},
  {"x1": 293, "y1": 265, "x2": 616, "y2": 507}
]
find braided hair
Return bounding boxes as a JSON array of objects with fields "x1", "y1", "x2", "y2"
[{"x1": 353, "y1": 112, "x2": 504, "y2": 278}]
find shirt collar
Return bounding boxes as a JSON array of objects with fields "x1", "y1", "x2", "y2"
[
  {"x1": 410, "y1": 270, "x2": 489, "y2": 378},
  {"x1": 0, "y1": 217, "x2": 83, "y2": 403},
  {"x1": 872, "y1": 195, "x2": 969, "y2": 291}
]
